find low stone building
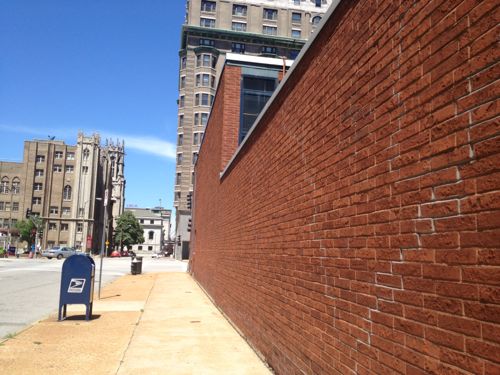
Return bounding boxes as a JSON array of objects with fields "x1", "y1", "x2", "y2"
[{"x1": 125, "y1": 207, "x2": 171, "y2": 254}]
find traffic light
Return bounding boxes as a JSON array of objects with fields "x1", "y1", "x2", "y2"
[
  {"x1": 26, "y1": 209, "x2": 31, "y2": 218},
  {"x1": 187, "y1": 192, "x2": 192, "y2": 210},
  {"x1": 187, "y1": 218, "x2": 192, "y2": 232},
  {"x1": 177, "y1": 235, "x2": 181, "y2": 246}
]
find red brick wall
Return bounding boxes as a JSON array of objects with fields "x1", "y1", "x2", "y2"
[{"x1": 192, "y1": 1, "x2": 500, "y2": 374}]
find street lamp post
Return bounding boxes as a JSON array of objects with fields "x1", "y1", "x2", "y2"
[
  {"x1": 97, "y1": 193, "x2": 108, "y2": 300},
  {"x1": 97, "y1": 153, "x2": 114, "y2": 299}
]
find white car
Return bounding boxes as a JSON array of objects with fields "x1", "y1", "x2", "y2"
[{"x1": 41, "y1": 246, "x2": 77, "y2": 260}]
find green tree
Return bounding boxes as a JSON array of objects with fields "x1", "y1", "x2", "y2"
[
  {"x1": 16, "y1": 216, "x2": 43, "y2": 251},
  {"x1": 113, "y1": 211, "x2": 144, "y2": 250},
  {"x1": 16, "y1": 219, "x2": 36, "y2": 249}
]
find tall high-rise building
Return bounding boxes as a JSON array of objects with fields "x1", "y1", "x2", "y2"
[
  {"x1": 174, "y1": 0, "x2": 331, "y2": 259},
  {"x1": 0, "y1": 133, "x2": 125, "y2": 252}
]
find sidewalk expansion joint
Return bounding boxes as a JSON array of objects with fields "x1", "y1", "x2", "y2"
[{"x1": 114, "y1": 274, "x2": 156, "y2": 375}]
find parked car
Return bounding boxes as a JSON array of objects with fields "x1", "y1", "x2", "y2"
[
  {"x1": 110, "y1": 250, "x2": 121, "y2": 257},
  {"x1": 41, "y1": 246, "x2": 77, "y2": 260}
]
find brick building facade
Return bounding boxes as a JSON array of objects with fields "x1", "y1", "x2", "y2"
[{"x1": 191, "y1": 1, "x2": 499, "y2": 374}]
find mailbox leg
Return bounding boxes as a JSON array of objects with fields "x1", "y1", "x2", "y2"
[
  {"x1": 58, "y1": 304, "x2": 67, "y2": 321},
  {"x1": 85, "y1": 303, "x2": 93, "y2": 321}
]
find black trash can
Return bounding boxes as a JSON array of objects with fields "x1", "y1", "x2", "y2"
[{"x1": 131, "y1": 256, "x2": 143, "y2": 275}]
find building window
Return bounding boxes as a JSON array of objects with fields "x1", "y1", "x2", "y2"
[
  {"x1": 180, "y1": 76, "x2": 186, "y2": 89},
  {"x1": 140, "y1": 219, "x2": 144, "y2": 224},
  {"x1": 63, "y1": 185, "x2": 72, "y2": 200},
  {"x1": 77, "y1": 223, "x2": 83, "y2": 232},
  {"x1": 66, "y1": 152, "x2": 75, "y2": 160},
  {"x1": 192, "y1": 172, "x2": 195, "y2": 185},
  {"x1": 53, "y1": 165, "x2": 62, "y2": 173},
  {"x1": 33, "y1": 197, "x2": 42, "y2": 205},
  {"x1": 232, "y1": 43, "x2": 245, "y2": 53},
  {"x1": 200, "y1": 18, "x2": 215, "y2": 28},
  {"x1": 61, "y1": 223, "x2": 69, "y2": 231},
  {"x1": 312, "y1": 16, "x2": 322, "y2": 25},
  {"x1": 263, "y1": 25, "x2": 277, "y2": 35},
  {"x1": 199, "y1": 38, "x2": 215, "y2": 47},
  {"x1": 232, "y1": 22, "x2": 247, "y2": 31},
  {"x1": 138, "y1": 245, "x2": 143, "y2": 250},
  {"x1": 35, "y1": 169, "x2": 44, "y2": 177},
  {"x1": 0, "y1": 179, "x2": 8, "y2": 194},
  {"x1": 289, "y1": 49, "x2": 300, "y2": 59},
  {"x1": 148, "y1": 231, "x2": 154, "y2": 240},
  {"x1": 240, "y1": 75, "x2": 277, "y2": 143},
  {"x1": 195, "y1": 93, "x2": 213, "y2": 106},
  {"x1": 83, "y1": 149, "x2": 90, "y2": 160},
  {"x1": 192, "y1": 152, "x2": 198, "y2": 165},
  {"x1": 11, "y1": 219, "x2": 17, "y2": 227},
  {"x1": 12, "y1": 202, "x2": 19, "y2": 212},
  {"x1": 294, "y1": 0, "x2": 301, "y2": 5},
  {"x1": 177, "y1": 154, "x2": 183, "y2": 165},
  {"x1": 0, "y1": 202, "x2": 4, "y2": 211},
  {"x1": 233, "y1": 4, "x2": 247, "y2": 16},
  {"x1": 315, "y1": 0, "x2": 322, "y2": 7},
  {"x1": 34, "y1": 183, "x2": 43, "y2": 191},
  {"x1": 201, "y1": 113, "x2": 209, "y2": 125},
  {"x1": 180, "y1": 56, "x2": 186, "y2": 70},
  {"x1": 177, "y1": 134, "x2": 184, "y2": 146},
  {"x1": 65, "y1": 165, "x2": 74, "y2": 173},
  {"x1": 55, "y1": 151, "x2": 63, "y2": 159},
  {"x1": 78, "y1": 207, "x2": 84, "y2": 217},
  {"x1": 292, "y1": 12, "x2": 301, "y2": 23},
  {"x1": 201, "y1": 0, "x2": 216, "y2": 12},
  {"x1": 179, "y1": 115, "x2": 184, "y2": 128},
  {"x1": 49, "y1": 222, "x2": 57, "y2": 231},
  {"x1": 261, "y1": 46, "x2": 277, "y2": 55},
  {"x1": 82, "y1": 166, "x2": 88, "y2": 174},
  {"x1": 193, "y1": 132, "x2": 204, "y2": 145},
  {"x1": 196, "y1": 53, "x2": 217, "y2": 68},
  {"x1": 62, "y1": 207, "x2": 70, "y2": 215},
  {"x1": 150, "y1": 220, "x2": 154, "y2": 226},
  {"x1": 175, "y1": 191, "x2": 181, "y2": 201},
  {"x1": 176, "y1": 173, "x2": 181, "y2": 185},
  {"x1": 36, "y1": 155, "x2": 45, "y2": 163},
  {"x1": 179, "y1": 95, "x2": 185, "y2": 108},
  {"x1": 291, "y1": 29, "x2": 301, "y2": 38},
  {"x1": 50, "y1": 206, "x2": 58, "y2": 214},
  {"x1": 263, "y1": 8, "x2": 277, "y2": 20},
  {"x1": 11, "y1": 179, "x2": 20, "y2": 194}
]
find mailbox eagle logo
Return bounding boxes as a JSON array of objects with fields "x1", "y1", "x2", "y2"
[{"x1": 68, "y1": 278, "x2": 86, "y2": 293}]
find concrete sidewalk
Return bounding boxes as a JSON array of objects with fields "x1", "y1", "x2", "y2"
[{"x1": 0, "y1": 272, "x2": 272, "y2": 375}]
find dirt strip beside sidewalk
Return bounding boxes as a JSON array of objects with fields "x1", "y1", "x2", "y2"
[{"x1": 0, "y1": 273, "x2": 155, "y2": 375}]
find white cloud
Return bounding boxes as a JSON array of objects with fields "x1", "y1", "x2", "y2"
[
  {"x1": 104, "y1": 133, "x2": 177, "y2": 159},
  {"x1": 0, "y1": 124, "x2": 176, "y2": 160}
]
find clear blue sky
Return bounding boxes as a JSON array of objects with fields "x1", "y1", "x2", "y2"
[{"x1": 0, "y1": 0, "x2": 186, "y2": 210}]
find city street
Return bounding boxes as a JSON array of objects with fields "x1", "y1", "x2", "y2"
[{"x1": 0, "y1": 256, "x2": 187, "y2": 339}]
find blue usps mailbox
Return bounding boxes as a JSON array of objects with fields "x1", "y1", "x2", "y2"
[{"x1": 58, "y1": 254, "x2": 95, "y2": 321}]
